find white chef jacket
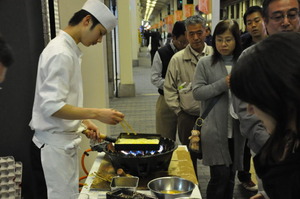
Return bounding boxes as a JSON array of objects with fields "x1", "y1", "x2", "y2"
[
  {"x1": 30, "y1": 30, "x2": 84, "y2": 199},
  {"x1": 30, "y1": 30, "x2": 83, "y2": 134}
]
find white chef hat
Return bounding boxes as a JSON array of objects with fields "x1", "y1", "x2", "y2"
[{"x1": 82, "y1": 0, "x2": 117, "y2": 33}]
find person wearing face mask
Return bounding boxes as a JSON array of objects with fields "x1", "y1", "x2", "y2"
[
  {"x1": 192, "y1": 20, "x2": 245, "y2": 199},
  {"x1": 231, "y1": 32, "x2": 300, "y2": 199},
  {"x1": 0, "y1": 35, "x2": 13, "y2": 85},
  {"x1": 29, "y1": 0, "x2": 124, "y2": 198}
]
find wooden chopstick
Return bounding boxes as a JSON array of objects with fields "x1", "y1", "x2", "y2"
[
  {"x1": 120, "y1": 121, "x2": 130, "y2": 134},
  {"x1": 120, "y1": 119, "x2": 136, "y2": 134},
  {"x1": 93, "y1": 172, "x2": 112, "y2": 183}
]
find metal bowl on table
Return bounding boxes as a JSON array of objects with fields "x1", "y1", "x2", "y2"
[{"x1": 147, "y1": 176, "x2": 195, "y2": 199}]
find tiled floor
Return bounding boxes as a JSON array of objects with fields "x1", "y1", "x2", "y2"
[{"x1": 108, "y1": 47, "x2": 257, "y2": 199}]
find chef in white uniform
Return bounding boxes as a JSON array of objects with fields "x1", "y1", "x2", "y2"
[{"x1": 29, "y1": 0, "x2": 124, "y2": 198}]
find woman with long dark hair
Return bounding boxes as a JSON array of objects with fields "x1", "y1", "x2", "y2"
[
  {"x1": 230, "y1": 32, "x2": 300, "y2": 199},
  {"x1": 192, "y1": 20, "x2": 244, "y2": 199}
]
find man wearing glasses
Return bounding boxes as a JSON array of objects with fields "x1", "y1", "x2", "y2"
[
  {"x1": 263, "y1": 0, "x2": 300, "y2": 34},
  {"x1": 233, "y1": 0, "x2": 300, "y2": 198}
]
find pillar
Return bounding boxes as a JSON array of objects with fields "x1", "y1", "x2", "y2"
[
  {"x1": 211, "y1": 0, "x2": 220, "y2": 31},
  {"x1": 228, "y1": 4, "x2": 232, "y2": 19},
  {"x1": 234, "y1": 4, "x2": 237, "y2": 19},
  {"x1": 211, "y1": 1, "x2": 220, "y2": 30},
  {"x1": 239, "y1": 2, "x2": 244, "y2": 31},
  {"x1": 117, "y1": 0, "x2": 136, "y2": 97},
  {"x1": 173, "y1": 0, "x2": 177, "y2": 11},
  {"x1": 131, "y1": 0, "x2": 139, "y2": 67},
  {"x1": 182, "y1": 0, "x2": 187, "y2": 19}
]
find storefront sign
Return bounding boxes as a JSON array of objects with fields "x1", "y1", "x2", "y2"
[
  {"x1": 184, "y1": 4, "x2": 194, "y2": 18},
  {"x1": 198, "y1": 0, "x2": 210, "y2": 14},
  {"x1": 175, "y1": 10, "x2": 183, "y2": 21}
]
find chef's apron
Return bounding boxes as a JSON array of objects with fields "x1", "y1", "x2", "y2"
[{"x1": 33, "y1": 129, "x2": 83, "y2": 199}]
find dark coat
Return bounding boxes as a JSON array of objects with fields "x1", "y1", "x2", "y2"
[{"x1": 254, "y1": 144, "x2": 300, "y2": 199}]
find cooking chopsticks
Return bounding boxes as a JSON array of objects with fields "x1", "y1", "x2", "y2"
[
  {"x1": 93, "y1": 172, "x2": 113, "y2": 183},
  {"x1": 120, "y1": 119, "x2": 137, "y2": 134}
]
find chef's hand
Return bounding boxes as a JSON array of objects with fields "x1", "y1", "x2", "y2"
[
  {"x1": 82, "y1": 120, "x2": 101, "y2": 141},
  {"x1": 95, "y1": 108, "x2": 125, "y2": 125},
  {"x1": 226, "y1": 75, "x2": 231, "y2": 88},
  {"x1": 117, "y1": 168, "x2": 132, "y2": 177}
]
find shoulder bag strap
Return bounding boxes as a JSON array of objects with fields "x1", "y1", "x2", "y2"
[
  {"x1": 201, "y1": 94, "x2": 223, "y2": 119},
  {"x1": 194, "y1": 94, "x2": 223, "y2": 129}
]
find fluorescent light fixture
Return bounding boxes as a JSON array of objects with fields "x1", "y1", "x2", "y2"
[{"x1": 143, "y1": 0, "x2": 157, "y2": 21}]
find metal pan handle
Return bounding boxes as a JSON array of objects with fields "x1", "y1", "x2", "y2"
[{"x1": 82, "y1": 130, "x2": 117, "y2": 143}]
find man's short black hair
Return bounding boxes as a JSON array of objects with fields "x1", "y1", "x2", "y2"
[
  {"x1": 172, "y1": 21, "x2": 186, "y2": 38},
  {"x1": 243, "y1": 6, "x2": 263, "y2": 26},
  {"x1": 0, "y1": 35, "x2": 14, "y2": 67},
  {"x1": 68, "y1": 9, "x2": 101, "y2": 30}
]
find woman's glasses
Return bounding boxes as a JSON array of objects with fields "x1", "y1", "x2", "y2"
[{"x1": 215, "y1": 37, "x2": 234, "y2": 45}]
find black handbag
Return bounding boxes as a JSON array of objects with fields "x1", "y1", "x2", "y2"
[{"x1": 189, "y1": 94, "x2": 223, "y2": 159}]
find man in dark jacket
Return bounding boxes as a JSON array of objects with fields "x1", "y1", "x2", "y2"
[{"x1": 150, "y1": 30, "x2": 162, "y2": 65}]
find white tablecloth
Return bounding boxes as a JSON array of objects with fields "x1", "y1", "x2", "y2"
[{"x1": 80, "y1": 146, "x2": 202, "y2": 199}]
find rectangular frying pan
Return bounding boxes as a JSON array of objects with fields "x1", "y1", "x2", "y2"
[
  {"x1": 82, "y1": 130, "x2": 161, "y2": 151},
  {"x1": 114, "y1": 133, "x2": 161, "y2": 151}
]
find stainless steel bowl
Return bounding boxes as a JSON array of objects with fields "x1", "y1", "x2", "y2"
[{"x1": 147, "y1": 177, "x2": 195, "y2": 199}]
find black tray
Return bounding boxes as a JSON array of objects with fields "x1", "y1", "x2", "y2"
[
  {"x1": 114, "y1": 133, "x2": 161, "y2": 151},
  {"x1": 106, "y1": 189, "x2": 156, "y2": 199}
]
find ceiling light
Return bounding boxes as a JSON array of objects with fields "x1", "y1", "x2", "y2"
[{"x1": 143, "y1": 0, "x2": 156, "y2": 21}]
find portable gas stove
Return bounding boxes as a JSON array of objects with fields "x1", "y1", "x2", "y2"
[{"x1": 91, "y1": 134, "x2": 177, "y2": 177}]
